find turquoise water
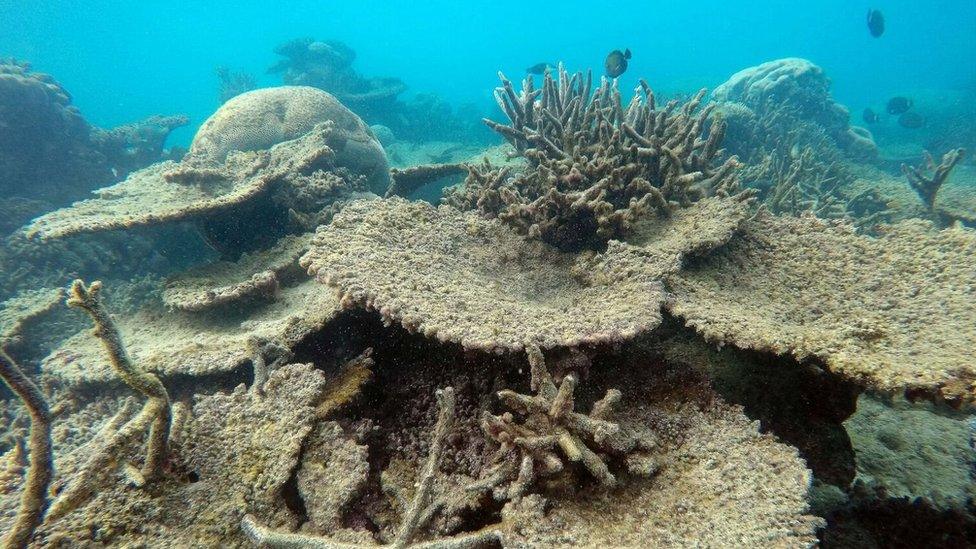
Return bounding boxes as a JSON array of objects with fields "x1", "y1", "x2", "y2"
[{"x1": 2, "y1": 0, "x2": 973, "y2": 146}]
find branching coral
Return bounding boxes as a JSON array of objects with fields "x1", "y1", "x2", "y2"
[
  {"x1": 469, "y1": 346, "x2": 656, "y2": 501},
  {"x1": 901, "y1": 148, "x2": 966, "y2": 213},
  {"x1": 445, "y1": 65, "x2": 743, "y2": 251},
  {"x1": 63, "y1": 280, "x2": 171, "y2": 486},
  {"x1": 0, "y1": 349, "x2": 52, "y2": 549},
  {"x1": 242, "y1": 387, "x2": 503, "y2": 548}
]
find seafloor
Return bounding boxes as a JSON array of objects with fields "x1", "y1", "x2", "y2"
[{"x1": 0, "y1": 53, "x2": 974, "y2": 548}]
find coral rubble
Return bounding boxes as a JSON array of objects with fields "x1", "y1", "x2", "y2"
[
  {"x1": 449, "y1": 66, "x2": 743, "y2": 251},
  {"x1": 668, "y1": 211, "x2": 976, "y2": 406}
]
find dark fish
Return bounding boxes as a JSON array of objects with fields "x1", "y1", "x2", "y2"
[
  {"x1": 886, "y1": 96, "x2": 913, "y2": 115},
  {"x1": 526, "y1": 62, "x2": 554, "y2": 75},
  {"x1": 898, "y1": 112, "x2": 925, "y2": 129},
  {"x1": 604, "y1": 48, "x2": 631, "y2": 78},
  {"x1": 862, "y1": 108, "x2": 880, "y2": 124},
  {"x1": 867, "y1": 9, "x2": 885, "y2": 38}
]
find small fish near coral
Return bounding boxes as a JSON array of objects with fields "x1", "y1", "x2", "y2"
[
  {"x1": 886, "y1": 96, "x2": 913, "y2": 115},
  {"x1": 898, "y1": 111, "x2": 925, "y2": 129},
  {"x1": 605, "y1": 48, "x2": 631, "y2": 78},
  {"x1": 862, "y1": 108, "x2": 880, "y2": 124},
  {"x1": 526, "y1": 62, "x2": 555, "y2": 75},
  {"x1": 867, "y1": 9, "x2": 885, "y2": 37}
]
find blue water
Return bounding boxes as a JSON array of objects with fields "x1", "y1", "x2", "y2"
[{"x1": 2, "y1": 0, "x2": 973, "y2": 146}]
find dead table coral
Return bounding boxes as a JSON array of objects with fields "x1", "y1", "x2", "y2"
[
  {"x1": 668, "y1": 211, "x2": 976, "y2": 407},
  {"x1": 301, "y1": 198, "x2": 667, "y2": 353},
  {"x1": 470, "y1": 346, "x2": 656, "y2": 501},
  {"x1": 162, "y1": 233, "x2": 312, "y2": 312},
  {"x1": 447, "y1": 65, "x2": 743, "y2": 251},
  {"x1": 42, "y1": 277, "x2": 341, "y2": 391},
  {"x1": 901, "y1": 148, "x2": 966, "y2": 214}
]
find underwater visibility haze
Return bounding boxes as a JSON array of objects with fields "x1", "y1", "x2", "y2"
[{"x1": 0, "y1": 1, "x2": 974, "y2": 547}]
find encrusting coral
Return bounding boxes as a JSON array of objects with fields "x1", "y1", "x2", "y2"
[
  {"x1": 668, "y1": 211, "x2": 976, "y2": 407},
  {"x1": 901, "y1": 148, "x2": 966, "y2": 214},
  {"x1": 470, "y1": 346, "x2": 656, "y2": 501},
  {"x1": 242, "y1": 386, "x2": 503, "y2": 549},
  {"x1": 446, "y1": 65, "x2": 744, "y2": 251}
]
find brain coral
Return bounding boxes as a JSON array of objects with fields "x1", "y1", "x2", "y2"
[
  {"x1": 189, "y1": 86, "x2": 390, "y2": 194},
  {"x1": 668, "y1": 212, "x2": 976, "y2": 407}
]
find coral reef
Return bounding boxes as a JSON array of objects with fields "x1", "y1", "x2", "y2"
[
  {"x1": 386, "y1": 164, "x2": 469, "y2": 199},
  {"x1": 300, "y1": 196, "x2": 748, "y2": 352},
  {"x1": 449, "y1": 66, "x2": 743, "y2": 251},
  {"x1": 0, "y1": 288, "x2": 65, "y2": 347},
  {"x1": 25, "y1": 115, "x2": 373, "y2": 256},
  {"x1": 902, "y1": 148, "x2": 966, "y2": 213},
  {"x1": 668, "y1": 211, "x2": 976, "y2": 406},
  {"x1": 0, "y1": 59, "x2": 186, "y2": 206}
]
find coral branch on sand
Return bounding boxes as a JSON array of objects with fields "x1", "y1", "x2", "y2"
[
  {"x1": 446, "y1": 65, "x2": 744, "y2": 251},
  {"x1": 242, "y1": 387, "x2": 503, "y2": 548},
  {"x1": 469, "y1": 346, "x2": 655, "y2": 501},
  {"x1": 385, "y1": 163, "x2": 469, "y2": 198},
  {"x1": 901, "y1": 148, "x2": 966, "y2": 213},
  {"x1": 0, "y1": 349, "x2": 53, "y2": 549},
  {"x1": 65, "y1": 280, "x2": 171, "y2": 485}
]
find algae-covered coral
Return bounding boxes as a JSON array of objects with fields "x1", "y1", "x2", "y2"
[{"x1": 1, "y1": 52, "x2": 975, "y2": 549}]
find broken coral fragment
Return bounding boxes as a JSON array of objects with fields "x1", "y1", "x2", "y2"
[
  {"x1": 162, "y1": 233, "x2": 312, "y2": 312},
  {"x1": 668, "y1": 212, "x2": 976, "y2": 407},
  {"x1": 300, "y1": 197, "x2": 668, "y2": 352},
  {"x1": 34, "y1": 363, "x2": 326, "y2": 546}
]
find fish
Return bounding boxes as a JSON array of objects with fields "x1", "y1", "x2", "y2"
[
  {"x1": 898, "y1": 112, "x2": 925, "y2": 129},
  {"x1": 525, "y1": 62, "x2": 555, "y2": 75},
  {"x1": 862, "y1": 108, "x2": 880, "y2": 124},
  {"x1": 867, "y1": 9, "x2": 885, "y2": 38},
  {"x1": 886, "y1": 97, "x2": 913, "y2": 115},
  {"x1": 604, "y1": 48, "x2": 631, "y2": 78}
]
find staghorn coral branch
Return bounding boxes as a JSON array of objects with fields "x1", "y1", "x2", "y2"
[
  {"x1": 0, "y1": 349, "x2": 53, "y2": 549},
  {"x1": 901, "y1": 148, "x2": 966, "y2": 212},
  {"x1": 67, "y1": 279, "x2": 171, "y2": 484}
]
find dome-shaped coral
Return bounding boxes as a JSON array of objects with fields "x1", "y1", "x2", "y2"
[{"x1": 190, "y1": 86, "x2": 390, "y2": 194}]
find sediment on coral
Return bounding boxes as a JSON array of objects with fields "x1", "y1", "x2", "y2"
[
  {"x1": 668, "y1": 211, "x2": 976, "y2": 407},
  {"x1": 445, "y1": 65, "x2": 744, "y2": 251}
]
